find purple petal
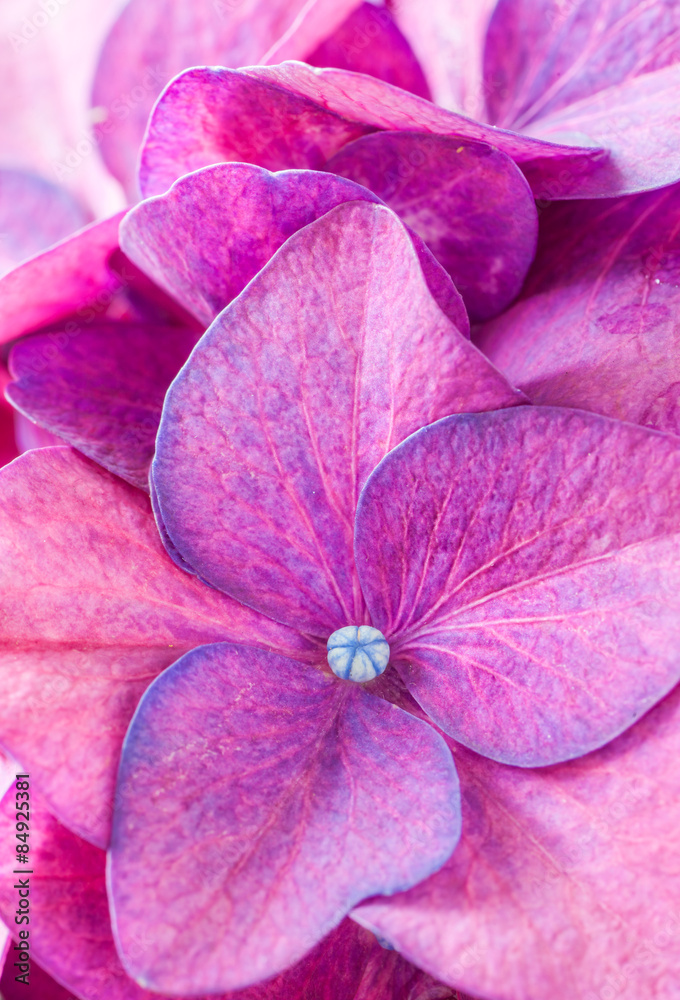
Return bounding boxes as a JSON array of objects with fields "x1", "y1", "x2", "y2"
[
  {"x1": 109, "y1": 641, "x2": 460, "y2": 993},
  {"x1": 7, "y1": 321, "x2": 200, "y2": 490},
  {"x1": 307, "y1": 3, "x2": 431, "y2": 100},
  {"x1": 354, "y1": 684, "x2": 680, "y2": 999},
  {"x1": 484, "y1": 0, "x2": 680, "y2": 128},
  {"x1": 0, "y1": 787, "x2": 456, "y2": 1000},
  {"x1": 153, "y1": 201, "x2": 522, "y2": 635},
  {"x1": 355, "y1": 406, "x2": 680, "y2": 766},
  {"x1": 0, "y1": 447, "x2": 315, "y2": 847},
  {"x1": 0, "y1": 170, "x2": 88, "y2": 278},
  {"x1": 121, "y1": 163, "x2": 381, "y2": 326},
  {"x1": 93, "y1": 0, "x2": 363, "y2": 196},
  {"x1": 0, "y1": 214, "x2": 122, "y2": 348},
  {"x1": 326, "y1": 132, "x2": 538, "y2": 321},
  {"x1": 387, "y1": 0, "x2": 498, "y2": 115},
  {"x1": 0, "y1": 787, "x2": 156, "y2": 999},
  {"x1": 524, "y1": 65, "x2": 680, "y2": 197},
  {"x1": 475, "y1": 184, "x2": 680, "y2": 436},
  {"x1": 138, "y1": 63, "x2": 604, "y2": 200},
  {"x1": 124, "y1": 162, "x2": 469, "y2": 336}
]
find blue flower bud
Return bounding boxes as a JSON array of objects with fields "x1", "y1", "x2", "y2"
[{"x1": 326, "y1": 625, "x2": 390, "y2": 682}]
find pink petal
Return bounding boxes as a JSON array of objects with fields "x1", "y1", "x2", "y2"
[
  {"x1": 484, "y1": 0, "x2": 680, "y2": 129},
  {"x1": 524, "y1": 65, "x2": 680, "y2": 198},
  {"x1": 0, "y1": 447, "x2": 315, "y2": 848},
  {"x1": 7, "y1": 321, "x2": 200, "y2": 490},
  {"x1": 153, "y1": 201, "x2": 522, "y2": 636},
  {"x1": 0, "y1": 169, "x2": 88, "y2": 278},
  {"x1": 93, "y1": 0, "x2": 363, "y2": 196},
  {"x1": 122, "y1": 161, "x2": 468, "y2": 335},
  {"x1": 356, "y1": 406, "x2": 680, "y2": 766},
  {"x1": 0, "y1": 214, "x2": 122, "y2": 349},
  {"x1": 475, "y1": 183, "x2": 680, "y2": 435},
  {"x1": 138, "y1": 63, "x2": 604, "y2": 200},
  {"x1": 0, "y1": 787, "x2": 457, "y2": 1000},
  {"x1": 0, "y1": 400, "x2": 18, "y2": 469},
  {"x1": 306, "y1": 3, "x2": 431, "y2": 100},
  {"x1": 326, "y1": 132, "x2": 538, "y2": 321},
  {"x1": 109, "y1": 641, "x2": 460, "y2": 993},
  {"x1": 388, "y1": 0, "x2": 497, "y2": 115},
  {"x1": 354, "y1": 683, "x2": 680, "y2": 999}
]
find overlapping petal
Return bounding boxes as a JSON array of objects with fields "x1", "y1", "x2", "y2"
[
  {"x1": 152, "y1": 201, "x2": 522, "y2": 636},
  {"x1": 7, "y1": 321, "x2": 200, "y2": 489},
  {"x1": 122, "y1": 162, "x2": 469, "y2": 334},
  {"x1": 307, "y1": 2, "x2": 431, "y2": 99},
  {"x1": 355, "y1": 407, "x2": 680, "y2": 765},
  {"x1": 0, "y1": 788, "x2": 458, "y2": 1000},
  {"x1": 138, "y1": 63, "x2": 605, "y2": 202},
  {"x1": 485, "y1": 0, "x2": 680, "y2": 128},
  {"x1": 354, "y1": 683, "x2": 680, "y2": 999},
  {"x1": 92, "y1": 0, "x2": 364, "y2": 195},
  {"x1": 475, "y1": 183, "x2": 680, "y2": 435},
  {"x1": 0, "y1": 214, "x2": 122, "y2": 348},
  {"x1": 0, "y1": 448, "x2": 315, "y2": 847},
  {"x1": 326, "y1": 132, "x2": 537, "y2": 320},
  {"x1": 109, "y1": 642, "x2": 460, "y2": 993}
]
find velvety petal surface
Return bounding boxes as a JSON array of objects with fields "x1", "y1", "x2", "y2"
[
  {"x1": 110, "y1": 641, "x2": 460, "y2": 993},
  {"x1": 7, "y1": 320, "x2": 200, "y2": 490},
  {"x1": 307, "y1": 2, "x2": 431, "y2": 99},
  {"x1": 138, "y1": 63, "x2": 605, "y2": 201},
  {"x1": 0, "y1": 213, "x2": 122, "y2": 347},
  {"x1": 153, "y1": 201, "x2": 522, "y2": 636},
  {"x1": 0, "y1": 169, "x2": 88, "y2": 278},
  {"x1": 0, "y1": 448, "x2": 315, "y2": 848},
  {"x1": 475, "y1": 184, "x2": 680, "y2": 435},
  {"x1": 356, "y1": 406, "x2": 680, "y2": 766},
  {"x1": 0, "y1": 787, "x2": 457, "y2": 1000},
  {"x1": 524, "y1": 65, "x2": 680, "y2": 197},
  {"x1": 484, "y1": 0, "x2": 680, "y2": 128},
  {"x1": 121, "y1": 164, "x2": 381, "y2": 326},
  {"x1": 122, "y1": 162, "x2": 468, "y2": 334},
  {"x1": 326, "y1": 133, "x2": 537, "y2": 321},
  {"x1": 93, "y1": 0, "x2": 362, "y2": 195},
  {"x1": 354, "y1": 683, "x2": 680, "y2": 1000}
]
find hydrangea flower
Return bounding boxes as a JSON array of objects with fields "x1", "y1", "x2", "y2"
[{"x1": 2, "y1": 201, "x2": 680, "y2": 998}]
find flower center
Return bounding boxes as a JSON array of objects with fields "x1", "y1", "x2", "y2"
[{"x1": 326, "y1": 625, "x2": 390, "y2": 682}]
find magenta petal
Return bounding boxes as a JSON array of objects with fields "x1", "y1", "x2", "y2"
[
  {"x1": 0, "y1": 787, "x2": 454, "y2": 1000},
  {"x1": 326, "y1": 132, "x2": 537, "y2": 321},
  {"x1": 524, "y1": 65, "x2": 680, "y2": 198},
  {"x1": 7, "y1": 321, "x2": 200, "y2": 490},
  {"x1": 307, "y1": 3, "x2": 431, "y2": 100},
  {"x1": 476, "y1": 183, "x2": 680, "y2": 436},
  {"x1": 356, "y1": 406, "x2": 680, "y2": 766},
  {"x1": 0, "y1": 448, "x2": 315, "y2": 847},
  {"x1": 354, "y1": 686, "x2": 680, "y2": 998},
  {"x1": 484, "y1": 0, "x2": 680, "y2": 128},
  {"x1": 0, "y1": 214, "x2": 122, "y2": 348},
  {"x1": 153, "y1": 201, "x2": 522, "y2": 635},
  {"x1": 109, "y1": 642, "x2": 460, "y2": 993},
  {"x1": 0, "y1": 789, "x2": 152, "y2": 1000},
  {"x1": 0, "y1": 170, "x2": 88, "y2": 278},
  {"x1": 93, "y1": 0, "x2": 362, "y2": 196},
  {"x1": 139, "y1": 62, "x2": 604, "y2": 200},
  {"x1": 122, "y1": 163, "x2": 381, "y2": 326}
]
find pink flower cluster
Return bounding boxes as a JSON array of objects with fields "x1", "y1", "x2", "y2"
[{"x1": 0, "y1": 2, "x2": 679, "y2": 999}]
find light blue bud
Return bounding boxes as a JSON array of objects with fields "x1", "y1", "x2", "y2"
[{"x1": 326, "y1": 625, "x2": 390, "y2": 682}]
